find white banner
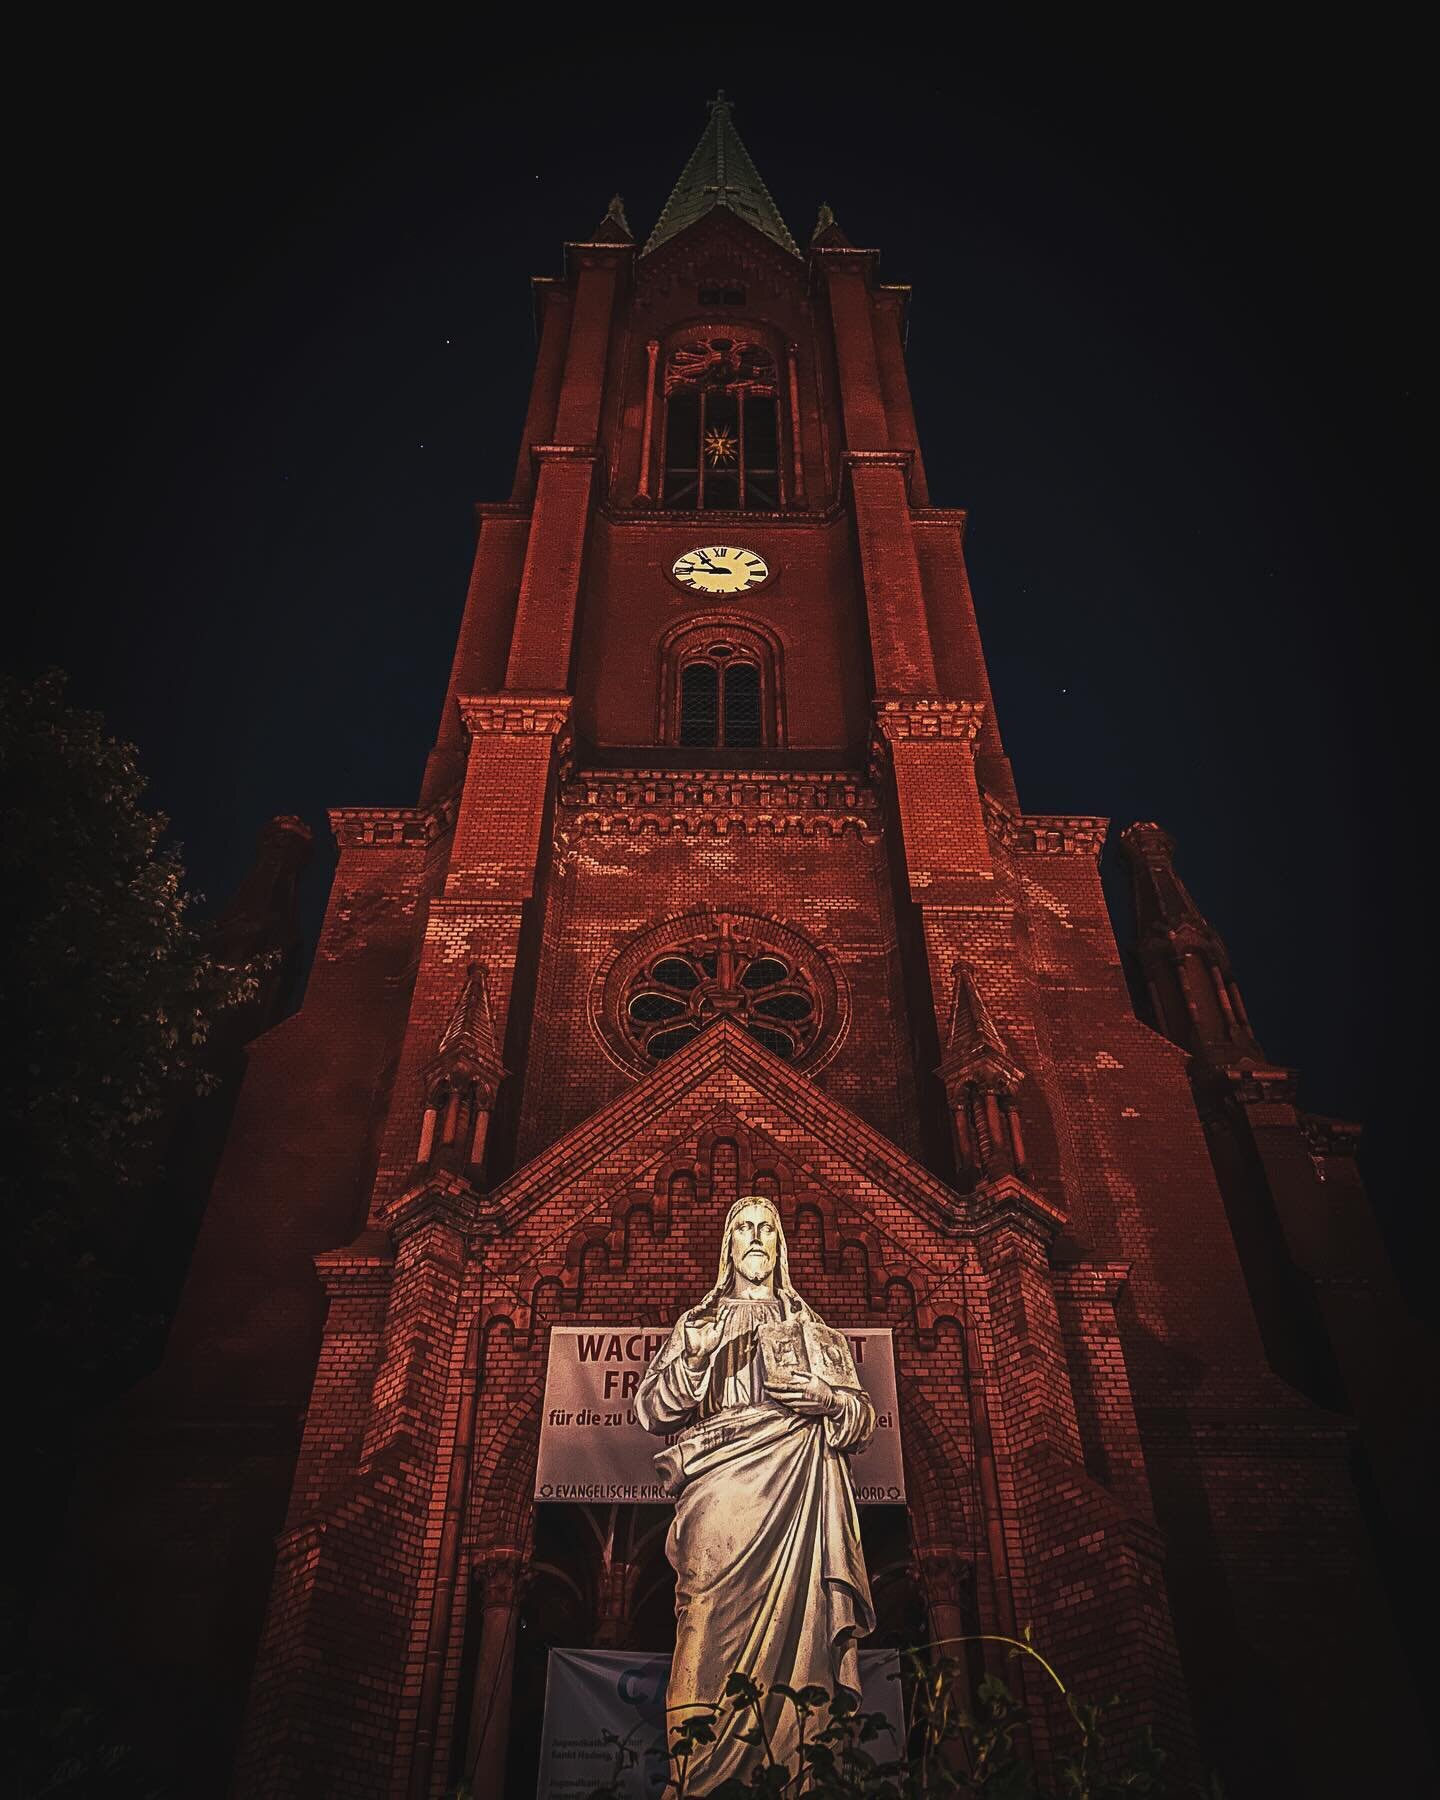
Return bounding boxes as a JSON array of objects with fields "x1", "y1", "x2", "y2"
[
  {"x1": 535, "y1": 1326, "x2": 904, "y2": 1505},
  {"x1": 535, "y1": 1646, "x2": 905, "y2": 1800}
]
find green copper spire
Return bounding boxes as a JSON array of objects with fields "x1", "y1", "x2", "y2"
[{"x1": 643, "y1": 92, "x2": 800, "y2": 258}]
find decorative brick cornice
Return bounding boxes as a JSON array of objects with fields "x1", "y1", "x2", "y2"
[
  {"x1": 562, "y1": 813, "x2": 877, "y2": 842},
  {"x1": 529, "y1": 443, "x2": 599, "y2": 463},
  {"x1": 810, "y1": 243, "x2": 882, "y2": 271},
  {"x1": 559, "y1": 769, "x2": 881, "y2": 840},
  {"x1": 982, "y1": 794, "x2": 1109, "y2": 856},
  {"x1": 600, "y1": 503, "x2": 842, "y2": 528},
  {"x1": 458, "y1": 693, "x2": 573, "y2": 738},
  {"x1": 873, "y1": 698, "x2": 985, "y2": 744},
  {"x1": 1210, "y1": 1060, "x2": 1299, "y2": 1106},
  {"x1": 843, "y1": 449, "x2": 914, "y2": 473},
  {"x1": 329, "y1": 791, "x2": 460, "y2": 849},
  {"x1": 1300, "y1": 1114, "x2": 1362, "y2": 1159},
  {"x1": 909, "y1": 507, "x2": 969, "y2": 528},
  {"x1": 563, "y1": 241, "x2": 636, "y2": 257}
]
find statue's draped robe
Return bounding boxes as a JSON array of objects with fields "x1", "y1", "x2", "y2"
[{"x1": 635, "y1": 1295, "x2": 876, "y2": 1791}]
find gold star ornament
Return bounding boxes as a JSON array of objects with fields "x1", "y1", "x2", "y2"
[{"x1": 703, "y1": 426, "x2": 738, "y2": 465}]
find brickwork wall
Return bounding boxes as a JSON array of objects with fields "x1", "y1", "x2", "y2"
[
  {"x1": 514, "y1": 793, "x2": 923, "y2": 1162},
  {"x1": 288, "y1": 1248, "x2": 391, "y2": 1518},
  {"x1": 53, "y1": 827, "x2": 440, "y2": 1785},
  {"x1": 237, "y1": 1023, "x2": 1195, "y2": 1794},
  {"x1": 1053, "y1": 1263, "x2": 1153, "y2": 1512},
  {"x1": 1018, "y1": 841, "x2": 1281, "y2": 1400},
  {"x1": 459, "y1": 1096, "x2": 1049, "y2": 1765},
  {"x1": 1141, "y1": 1413, "x2": 1403, "y2": 1797},
  {"x1": 823, "y1": 260, "x2": 891, "y2": 453},
  {"x1": 873, "y1": 289, "x2": 930, "y2": 503},
  {"x1": 995, "y1": 838, "x2": 1423, "y2": 1790},
  {"x1": 573, "y1": 512, "x2": 869, "y2": 752},
  {"x1": 912, "y1": 520, "x2": 1017, "y2": 803},
  {"x1": 422, "y1": 514, "x2": 529, "y2": 801},
  {"x1": 235, "y1": 1478, "x2": 418, "y2": 1797},
  {"x1": 955, "y1": 1214, "x2": 1189, "y2": 1765},
  {"x1": 92, "y1": 191, "x2": 1427, "y2": 1800},
  {"x1": 921, "y1": 891, "x2": 1074, "y2": 1205},
  {"x1": 507, "y1": 282, "x2": 570, "y2": 501},
  {"x1": 370, "y1": 699, "x2": 569, "y2": 1212},
  {"x1": 552, "y1": 257, "x2": 621, "y2": 446},
  {"x1": 160, "y1": 833, "x2": 433, "y2": 1406},
  {"x1": 503, "y1": 458, "x2": 596, "y2": 693}
]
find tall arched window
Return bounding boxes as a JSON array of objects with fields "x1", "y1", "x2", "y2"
[
  {"x1": 660, "y1": 619, "x2": 784, "y2": 750},
  {"x1": 662, "y1": 336, "x2": 782, "y2": 511}
]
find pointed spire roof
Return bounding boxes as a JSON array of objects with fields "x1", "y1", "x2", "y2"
[
  {"x1": 590, "y1": 193, "x2": 633, "y2": 244},
  {"x1": 1119, "y1": 822, "x2": 1267, "y2": 1064},
  {"x1": 810, "y1": 202, "x2": 854, "y2": 250},
  {"x1": 939, "y1": 962, "x2": 1025, "y2": 1093},
  {"x1": 643, "y1": 92, "x2": 799, "y2": 259},
  {"x1": 1120, "y1": 822, "x2": 1225, "y2": 946},
  {"x1": 428, "y1": 962, "x2": 506, "y2": 1093}
]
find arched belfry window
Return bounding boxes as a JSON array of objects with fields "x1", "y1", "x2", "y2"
[
  {"x1": 662, "y1": 336, "x2": 782, "y2": 510},
  {"x1": 660, "y1": 619, "x2": 784, "y2": 750}
]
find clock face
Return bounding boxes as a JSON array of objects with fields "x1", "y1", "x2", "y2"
[{"x1": 671, "y1": 545, "x2": 770, "y2": 594}]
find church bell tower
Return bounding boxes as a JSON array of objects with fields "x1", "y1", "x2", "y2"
[{"x1": 67, "y1": 95, "x2": 1428, "y2": 1799}]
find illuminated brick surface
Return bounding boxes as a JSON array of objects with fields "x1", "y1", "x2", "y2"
[{"x1": 56, "y1": 138, "x2": 1430, "y2": 1800}]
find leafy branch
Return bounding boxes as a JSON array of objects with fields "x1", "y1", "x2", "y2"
[{"x1": 579, "y1": 1629, "x2": 1218, "y2": 1800}]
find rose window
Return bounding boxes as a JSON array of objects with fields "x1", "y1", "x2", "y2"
[
  {"x1": 593, "y1": 911, "x2": 847, "y2": 1077},
  {"x1": 621, "y1": 920, "x2": 819, "y2": 1062}
]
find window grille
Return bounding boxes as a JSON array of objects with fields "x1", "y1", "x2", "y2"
[{"x1": 677, "y1": 643, "x2": 764, "y2": 748}]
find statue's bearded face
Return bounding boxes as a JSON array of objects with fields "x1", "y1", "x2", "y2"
[{"x1": 729, "y1": 1201, "x2": 779, "y2": 1286}]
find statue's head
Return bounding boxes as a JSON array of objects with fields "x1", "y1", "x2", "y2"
[
  {"x1": 728, "y1": 1196, "x2": 780, "y2": 1288},
  {"x1": 708, "y1": 1194, "x2": 805, "y2": 1312}
]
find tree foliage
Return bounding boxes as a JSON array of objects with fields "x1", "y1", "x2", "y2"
[{"x1": 1, "y1": 669, "x2": 260, "y2": 1396}]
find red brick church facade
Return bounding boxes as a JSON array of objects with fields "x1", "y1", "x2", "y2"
[{"x1": 65, "y1": 99, "x2": 1429, "y2": 1797}]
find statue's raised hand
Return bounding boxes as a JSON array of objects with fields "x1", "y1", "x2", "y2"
[
  {"x1": 766, "y1": 1371, "x2": 843, "y2": 1418},
  {"x1": 682, "y1": 1305, "x2": 724, "y2": 1370}
]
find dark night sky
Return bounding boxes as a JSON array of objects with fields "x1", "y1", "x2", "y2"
[{"x1": 13, "y1": 28, "x2": 1428, "y2": 1304}]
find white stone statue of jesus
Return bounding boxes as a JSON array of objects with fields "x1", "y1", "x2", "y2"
[{"x1": 635, "y1": 1195, "x2": 876, "y2": 1790}]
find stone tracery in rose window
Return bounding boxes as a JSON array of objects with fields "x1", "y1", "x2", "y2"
[{"x1": 596, "y1": 912, "x2": 846, "y2": 1071}]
